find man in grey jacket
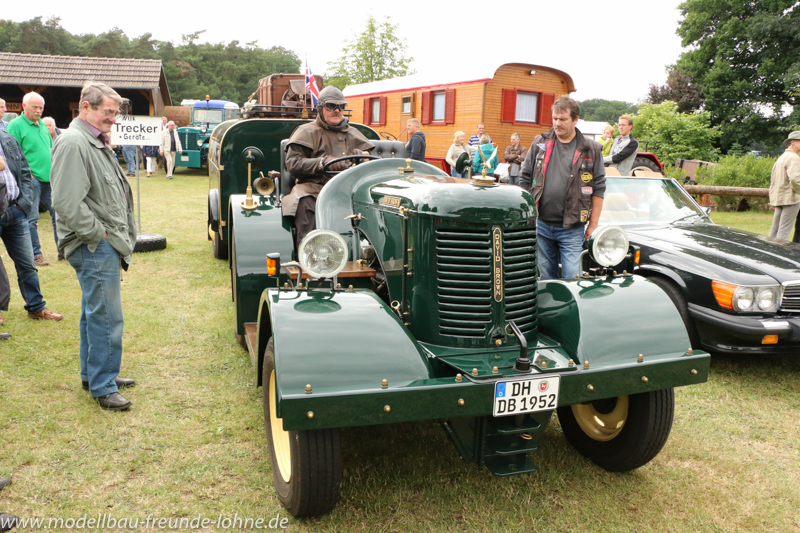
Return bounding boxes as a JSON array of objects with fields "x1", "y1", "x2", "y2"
[
  {"x1": 603, "y1": 115, "x2": 639, "y2": 176},
  {"x1": 51, "y1": 82, "x2": 137, "y2": 411}
]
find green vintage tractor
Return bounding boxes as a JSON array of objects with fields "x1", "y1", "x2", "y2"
[{"x1": 226, "y1": 150, "x2": 710, "y2": 518}]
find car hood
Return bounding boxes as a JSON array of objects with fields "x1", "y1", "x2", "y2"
[{"x1": 626, "y1": 222, "x2": 800, "y2": 284}]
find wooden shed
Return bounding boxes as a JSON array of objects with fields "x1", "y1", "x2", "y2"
[
  {"x1": 342, "y1": 62, "x2": 575, "y2": 168},
  {"x1": 0, "y1": 52, "x2": 171, "y2": 129}
]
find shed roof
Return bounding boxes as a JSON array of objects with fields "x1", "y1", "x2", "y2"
[
  {"x1": 343, "y1": 62, "x2": 576, "y2": 97},
  {"x1": 0, "y1": 52, "x2": 164, "y2": 89}
]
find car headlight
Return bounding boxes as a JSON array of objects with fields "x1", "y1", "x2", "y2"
[
  {"x1": 587, "y1": 225, "x2": 629, "y2": 267},
  {"x1": 200, "y1": 126, "x2": 207, "y2": 134},
  {"x1": 298, "y1": 230, "x2": 348, "y2": 279},
  {"x1": 712, "y1": 281, "x2": 781, "y2": 312},
  {"x1": 197, "y1": 140, "x2": 203, "y2": 147}
]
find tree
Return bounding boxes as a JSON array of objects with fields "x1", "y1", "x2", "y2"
[
  {"x1": 577, "y1": 99, "x2": 638, "y2": 123},
  {"x1": 675, "y1": 0, "x2": 800, "y2": 152},
  {"x1": 632, "y1": 101, "x2": 721, "y2": 164},
  {"x1": 326, "y1": 15, "x2": 414, "y2": 89},
  {"x1": 646, "y1": 68, "x2": 702, "y2": 114},
  {"x1": 0, "y1": 17, "x2": 301, "y2": 105}
]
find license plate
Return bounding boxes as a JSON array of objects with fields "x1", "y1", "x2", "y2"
[
  {"x1": 181, "y1": 156, "x2": 189, "y2": 161},
  {"x1": 493, "y1": 376, "x2": 560, "y2": 416}
]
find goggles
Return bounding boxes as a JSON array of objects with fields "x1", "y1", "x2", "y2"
[{"x1": 323, "y1": 102, "x2": 346, "y2": 112}]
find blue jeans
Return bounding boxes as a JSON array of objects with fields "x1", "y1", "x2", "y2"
[
  {"x1": 451, "y1": 168, "x2": 469, "y2": 179},
  {"x1": 0, "y1": 205, "x2": 46, "y2": 313},
  {"x1": 122, "y1": 146, "x2": 137, "y2": 174},
  {"x1": 67, "y1": 240, "x2": 124, "y2": 397},
  {"x1": 537, "y1": 219, "x2": 585, "y2": 280},
  {"x1": 28, "y1": 178, "x2": 58, "y2": 257}
]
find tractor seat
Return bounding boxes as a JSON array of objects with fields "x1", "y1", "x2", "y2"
[
  {"x1": 279, "y1": 139, "x2": 296, "y2": 198},
  {"x1": 371, "y1": 140, "x2": 406, "y2": 159}
]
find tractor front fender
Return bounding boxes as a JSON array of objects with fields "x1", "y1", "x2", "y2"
[{"x1": 258, "y1": 289, "x2": 435, "y2": 429}]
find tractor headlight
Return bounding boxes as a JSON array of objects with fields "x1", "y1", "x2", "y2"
[
  {"x1": 712, "y1": 281, "x2": 781, "y2": 312},
  {"x1": 587, "y1": 225, "x2": 629, "y2": 267},
  {"x1": 298, "y1": 230, "x2": 348, "y2": 279},
  {"x1": 197, "y1": 140, "x2": 203, "y2": 147},
  {"x1": 201, "y1": 126, "x2": 208, "y2": 134}
]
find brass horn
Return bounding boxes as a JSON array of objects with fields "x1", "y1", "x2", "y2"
[{"x1": 253, "y1": 172, "x2": 275, "y2": 196}]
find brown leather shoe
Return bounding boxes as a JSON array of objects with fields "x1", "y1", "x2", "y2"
[
  {"x1": 27, "y1": 308, "x2": 63, "y2": 321},
  {"x1": 34, "y1": 254, "x2": 50, "y2": 266},
  {"x1": 82, "y1": 377, "x2": 136, "y2": 391},
  {"x1": 96, "y1": 392, "x2": 132, "y2": 411}
]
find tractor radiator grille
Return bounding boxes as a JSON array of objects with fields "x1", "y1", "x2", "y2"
[
  {"x1": 780, "y1": 283, "x2": 800, "y2": 312},
  {"x1": 181, "y1": 130, "x2": 198, "y2": 150},
  {"x1": 436, "y1": 226, "x2": 537, "y2": 338},
  {"x1": 502, "y1": 227, "x2": 537, "y2": 333}
]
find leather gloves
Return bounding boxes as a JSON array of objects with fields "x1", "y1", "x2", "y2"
[{"x1": 320, "y1": 155, "x2": 350, "y2": 172}]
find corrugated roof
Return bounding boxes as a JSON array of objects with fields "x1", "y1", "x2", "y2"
[
  {"x1": 343, "y1": 62, "x2": 575, "y2": 97},
  {"x1": 0, "y1": 52, "x2": 164, "y2": 89}
]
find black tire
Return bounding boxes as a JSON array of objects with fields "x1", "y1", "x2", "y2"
[
  {"x1": 557, "y1": 388, "x2": 675, "y2": 471},
  {"x1": 262, "y1": 338, "x2": 342, "y2": 517},
  {"x1": 631, "y1": 157, "x2": 662, "y2": 175},
  {"x1": 134, "y1": 233, "x2": 167, "y2": 253},
  {"x1": 212, "y1": 229, "x2": 227, "y2": 260},
  {"x1": 646, "y1": 276, "x2": 701, "y2": 350},
  {"x1": 231, "y1": 235, "x2": 246, "y2": 349}
]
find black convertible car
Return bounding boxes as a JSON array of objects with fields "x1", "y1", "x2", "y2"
[{"x1": 599, "y1": 176, "x2": 800, "y2": 355}]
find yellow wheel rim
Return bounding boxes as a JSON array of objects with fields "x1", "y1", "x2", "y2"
[
  {"x1": 208, "y1": 224, "x2": 215, "y2": 240},
  {"x1": 269, "y1": 369, "x2": 292, "y2": 482},
  {"x1": 572, "y1": 395, "x2": 629, "y2": 442}
]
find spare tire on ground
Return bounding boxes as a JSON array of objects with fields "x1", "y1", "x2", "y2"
[{"x1": 134, "y1": 233, "x2": 167, "y2": 253}]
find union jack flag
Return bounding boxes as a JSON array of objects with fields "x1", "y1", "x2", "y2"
[{"x1": 305, "y1": 64, "x2": 320, "y2": 107}]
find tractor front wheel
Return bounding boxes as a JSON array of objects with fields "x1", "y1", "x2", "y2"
[
  {"x1": 557, "y1": 388, "x2": 674, "y2": 471},
  {"x1": 262, "y1": 338, "x2": 342, "y2": 517}
]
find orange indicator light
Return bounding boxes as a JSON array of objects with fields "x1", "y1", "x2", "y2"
[
  {"x1": 762, "y1": 335, "x2": 778, "y2": 345},
  {"x1": 267, "y1": 257, "x2": 277, "y2": 276},
  {"x1": 711, "y1": 281, "x2": 737, "y2": 310},
  {"x1": 634, "y1": 250, "x2": 640, "y2": 264}
]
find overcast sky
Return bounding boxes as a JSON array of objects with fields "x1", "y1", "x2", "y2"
[{"x1": 4, "y1": 0, "x2": 687, "y2": 104}]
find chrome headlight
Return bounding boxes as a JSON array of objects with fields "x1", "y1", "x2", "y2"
[
  {"x1": 298, "y1": 230, "x2": 348, "y2": 279},
  {"x1": 200, "y1": 126, "x2": 208, "y2": 134},
  {"x1": 197, "y1": 140, "x2": 203, "y2": 147},
  {"x1": 712, "y1": 281, "x2": 781, "y2": 313},
  {"x1": 587, "y1": 225, "x2": 629, "y2": 267}
]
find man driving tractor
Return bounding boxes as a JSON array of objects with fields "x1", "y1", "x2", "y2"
[{"x1": 283, "y1": 86, "x2": 375, "y2": 247}]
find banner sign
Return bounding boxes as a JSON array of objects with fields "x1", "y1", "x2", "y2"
[{"x1": 110, "y1": 115, "x2": 162, "y2": 146}]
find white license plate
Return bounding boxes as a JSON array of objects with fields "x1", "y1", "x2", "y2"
[
  {"x1": 181, "y1": 156, "x2": 189, "y2": 161},
  {"x1": 493, "y1": 376, "x2": 560, "y2": 416}
]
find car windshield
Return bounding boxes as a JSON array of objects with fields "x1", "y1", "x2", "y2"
[
  {"x1": 194, "y1": 109, "x2": 224, "y2": 124},
  {"x1": 600, "y1": 177, "x2": 708, "y2": 225}
]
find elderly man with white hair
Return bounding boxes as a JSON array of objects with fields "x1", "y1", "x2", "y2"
[
  {"x1": 159, "y1": 121, "x2": 182, "y2": 179},
  {"x1": 6, "y1": 92, "x2": 57, "y2": 266}
]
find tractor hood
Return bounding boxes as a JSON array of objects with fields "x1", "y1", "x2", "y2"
[{"x1": 317, "y1": 158, "x2": 537, "y2": 236}]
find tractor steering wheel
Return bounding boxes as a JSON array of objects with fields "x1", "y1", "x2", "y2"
[
  {"x1": 379, "y1": 131, "x2": 398, "y2": 141},
  {"x1": 322, "y1": 154, "x2": 380, "y2": 175}
]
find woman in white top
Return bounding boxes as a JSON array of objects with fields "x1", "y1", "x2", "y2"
[{"x1": 445, "y1": 131, "x2": 470, "y2": 178}]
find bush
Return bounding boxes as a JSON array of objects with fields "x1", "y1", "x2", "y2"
[
  {"x1": 632, "y1": 101, "x2": 721, "y2": 164},
  {"x1": 705, "y1": 154, "x2": 777, "y2": 211}
]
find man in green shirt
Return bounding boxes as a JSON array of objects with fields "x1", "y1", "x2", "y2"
[{"x1": 5, "y1": 92, "x2": 56, "y2": 266}]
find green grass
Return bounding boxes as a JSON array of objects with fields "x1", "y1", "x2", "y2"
[{"x1": 2, "y1": 174, "x2": 799, "y2": 532}]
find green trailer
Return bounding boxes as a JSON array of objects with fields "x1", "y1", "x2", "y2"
[{"x1": 225, "y1": 152, "x2": 710, "y2": 518}]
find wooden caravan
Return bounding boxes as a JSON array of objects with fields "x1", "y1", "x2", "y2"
[{"x1": 342, "y1": 62, "x2": 575, "y2": 170}]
